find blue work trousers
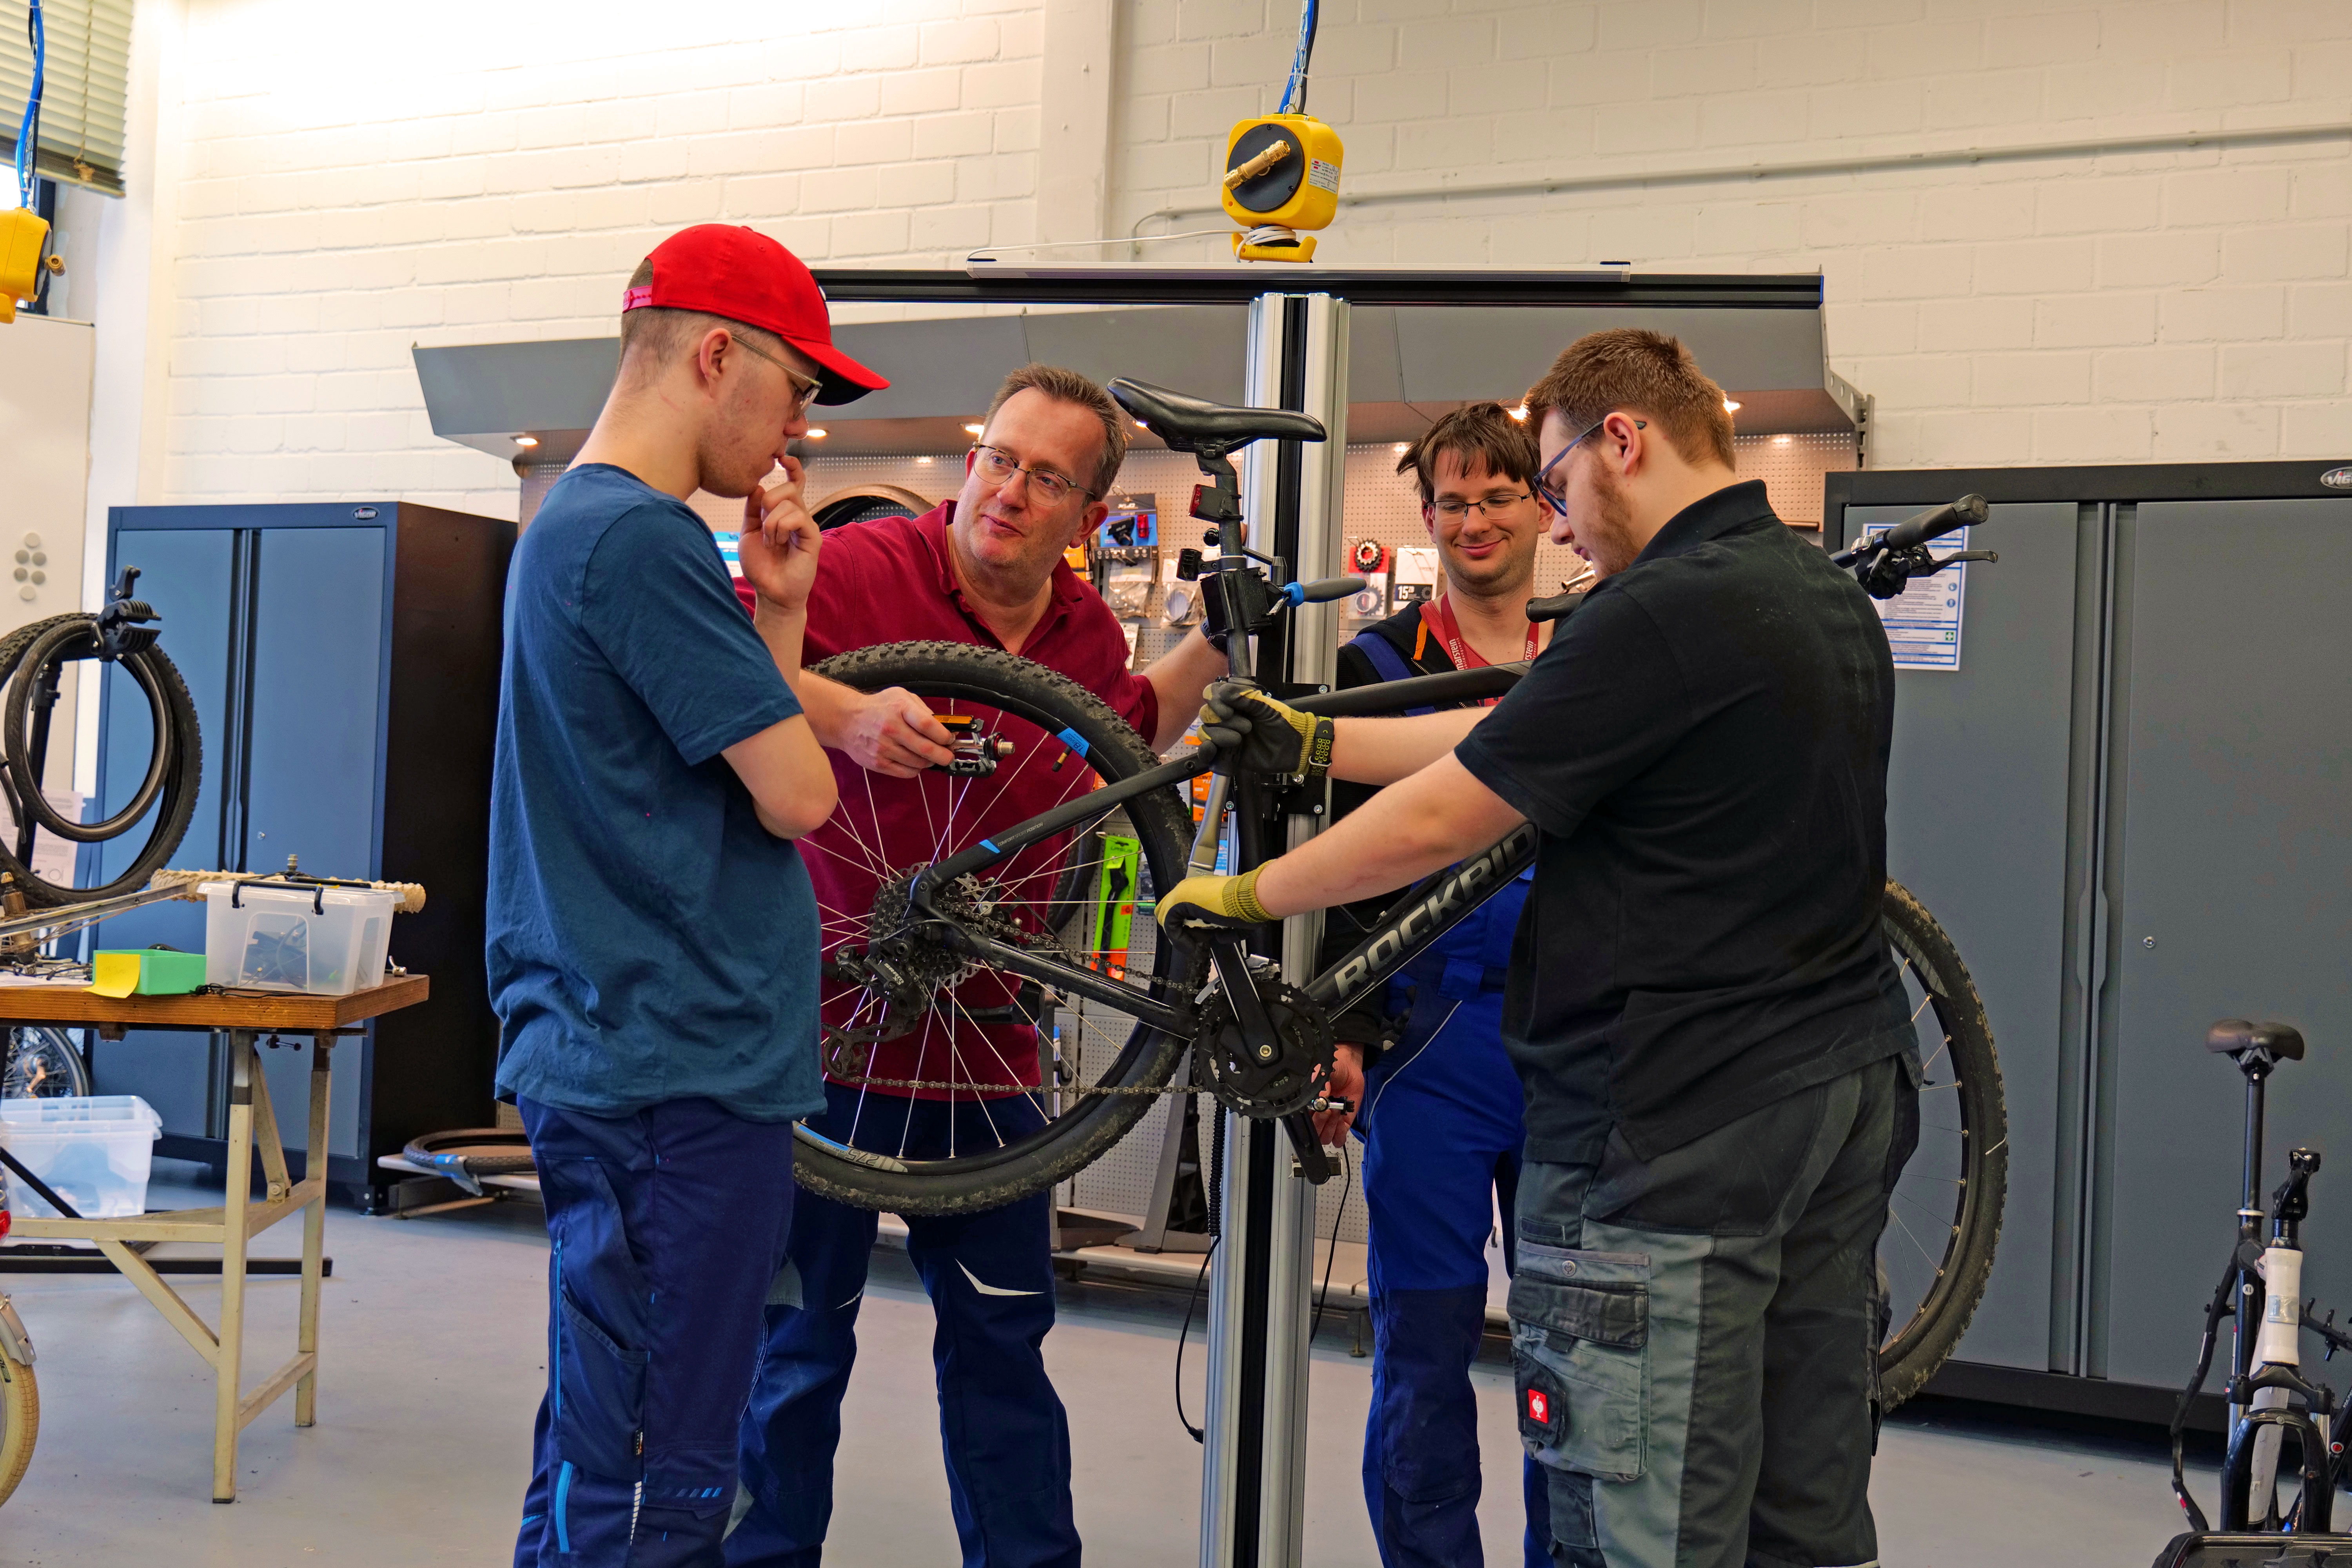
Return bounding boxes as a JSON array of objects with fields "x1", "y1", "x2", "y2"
[
  {"x1": 512, "y1": 1094, "x2": 799, "y2": 1568},
  {"x1": 1359, "y1": 982, "x2": 1550, "y2": 1568},
  {"x1": 728, "y1": 1083, "x2": 1077, "y2": 1568}
]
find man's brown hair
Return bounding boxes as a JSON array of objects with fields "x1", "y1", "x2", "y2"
[
  {"x1": 983, "y1": 363, "x2": 1129, "y2": 498},
  {"x1": 1395, "y1": 401, "x2": 1541, "y2": 507},
  {"x1": 617, "y1": 256, "x2": 794, "y2": 372},
  {"x1": 1521, "y1": 328, "x2": 1737, "y2": 471}
]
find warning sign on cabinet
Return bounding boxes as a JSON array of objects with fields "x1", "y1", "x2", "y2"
[{"x1": 1864, "y1": 523, "x2": 1968, "y2": 672}]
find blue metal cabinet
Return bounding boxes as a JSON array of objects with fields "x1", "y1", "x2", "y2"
[{"x1": 91, "y1": 502, "x2": 514, "y2": 1204}]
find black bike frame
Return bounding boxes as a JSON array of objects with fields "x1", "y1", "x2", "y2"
[{"x1": 910, "y1": 658, "x2": 1541, "y2": 1069}]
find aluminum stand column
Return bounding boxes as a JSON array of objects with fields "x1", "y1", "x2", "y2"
[{"x1": 1199, "y1": 290, "x2": 1350, "y2": 1568}]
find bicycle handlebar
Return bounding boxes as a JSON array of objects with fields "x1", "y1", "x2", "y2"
[{"x1": 1880, "y1": 493, "x2": 1988, "y2": 551}]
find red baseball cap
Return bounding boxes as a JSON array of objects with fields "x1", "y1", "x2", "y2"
[{"x1": 623, "y1": 225, "x2": 889, "y2": 406}]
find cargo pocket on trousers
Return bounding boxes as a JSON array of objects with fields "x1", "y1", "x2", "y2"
[
  {"x1": 554, "y1": 1287, "x2": 648, "y2": 1481},
  {"x1": 1508, "y1": 1241, "x2": 1650, "y2": 1482}
]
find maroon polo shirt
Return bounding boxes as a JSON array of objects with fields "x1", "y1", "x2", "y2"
[{"x1": 739, "y1": 502, "x2": 1158, "y2": 1099}]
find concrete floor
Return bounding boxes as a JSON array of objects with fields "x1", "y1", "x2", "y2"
[{"x1": 0, "y1": 1169, "x2": 2201, "y2": 1566}]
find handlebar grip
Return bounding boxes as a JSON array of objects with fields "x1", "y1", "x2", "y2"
[
  {"x1": 1881, "y1": 494, "x2": 1989, "y2": 551},
  {"x1": 1526, "y1": 591, "x2": 1583, "y2": 624},
  {"x1": 1281, "y1": 575, "x2": 1368, "y2": 606}
]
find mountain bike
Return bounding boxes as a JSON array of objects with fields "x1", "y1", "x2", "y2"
[
  {"x1": 788, "y1": 377, "x2": 2006, "y2": 1406},
  {"x1": 2, "y1": 1027, "x2": 88, "y2": 1100}
]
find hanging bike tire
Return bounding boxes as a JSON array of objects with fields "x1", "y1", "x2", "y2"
[
  {"x1": 0, "y1": 613, "x2": 203, "y2": 907},
  {"x1": 789, "y1": 641, "x2": 1200, "y2": 1218},
  {"x1": 1877, "y1": 880, "x2": 2007, "y2": 1410}
]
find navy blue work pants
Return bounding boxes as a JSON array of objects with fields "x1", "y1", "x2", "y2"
[
  {"x1": 1358, "y1": 983, "x2": 1551, "y2": 1568},
  {"x1": 728, "y1": 1083, "x2": 1077, "y2": 1568},
  {"x1": 512, "y1": 1094, "x2": 798, "y2": 1568}
]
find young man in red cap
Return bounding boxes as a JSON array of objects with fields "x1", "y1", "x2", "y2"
[
  {"x1": 725, "y1": 364, "x2": 1227, "y2": 1568},
  {"x1": 490, "y1": 223, "x2": 887, "y2": 1568}
]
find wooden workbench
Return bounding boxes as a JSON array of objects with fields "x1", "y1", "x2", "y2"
[{"x1": 0, "y1": 975, "x2": 428, "y2": 1501}]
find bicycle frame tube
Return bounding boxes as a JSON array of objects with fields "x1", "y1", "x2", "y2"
[
  {"x1": 900, "y1": 658, "x2": 1543, "y2": 1070},
  {"x1": 1306, "y1": 822, "x2": 1539, "y2": 1018}
]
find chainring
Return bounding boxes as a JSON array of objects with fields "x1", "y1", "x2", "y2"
[{"x1": 1197, "y1": 978, "x2": 1334, "y2": 1118}]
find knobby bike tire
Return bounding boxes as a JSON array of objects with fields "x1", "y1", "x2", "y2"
[
  {"x1": 0, "y1": 1352, "x2": 36, "y2": 1508},
  {"x1": 1877, "y1": 880, "x2": 2007, "y2": 1409},
  {"x1": 0, "y1": 615, "x2": 203, "y2": 906},
  {"x1": 788, "y1": 641, "x2": 1200, "y2": 1218}
]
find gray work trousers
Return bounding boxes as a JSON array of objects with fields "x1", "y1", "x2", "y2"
[{"x1": 1511, "y1": 1055, "x2": 1917, "y2": 1568}]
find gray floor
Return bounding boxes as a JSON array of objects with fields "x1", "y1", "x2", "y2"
[{"x1": 0, "y1": 1170, "x2": 2198, "y2": 1566}]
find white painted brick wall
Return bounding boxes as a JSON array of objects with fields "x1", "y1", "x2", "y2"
[
  {"x1": 1116, "y1": 0, "x2": 2352, "y2": 470},
  {"x1": 127, "y1": 0, "x2": 2352, "y2": 513}
]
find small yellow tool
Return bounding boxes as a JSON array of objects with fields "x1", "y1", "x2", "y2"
[
  {"x1": 1220, "y1": 113, "x2": 1343, "y2": 263},
  {"x1": 0, "y1": 208, "x2": 47, "y2": 324}
]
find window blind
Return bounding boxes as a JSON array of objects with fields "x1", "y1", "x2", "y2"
[{"x1": 0, "y1": 1, "x2": 133, "y2": 197}]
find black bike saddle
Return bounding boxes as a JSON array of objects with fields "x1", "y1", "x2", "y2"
[
  {"x1": 1109, "y1": 377, "x2": 1327, "y2": 459},
  {"x1": 2207, "y1": 1018, "x2": 2307, "y2": 1060}
]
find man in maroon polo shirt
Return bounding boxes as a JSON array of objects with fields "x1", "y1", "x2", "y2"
[{"x1": 728, "y1": 364, "x2": 1225, "y2": 1568}]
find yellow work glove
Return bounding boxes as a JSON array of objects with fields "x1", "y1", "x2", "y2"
[
  {"x1": 1155, "y1": 867, "x2": 1273, "y2": 936},
  {"x1": 1198, "y1": 681, "x2": 1334, "y2": 781}
]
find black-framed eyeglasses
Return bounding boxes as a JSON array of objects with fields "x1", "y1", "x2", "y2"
[
  {"x1": 1534, "y1": 416, "x2": 1645, "y2": 515},
  {"x1": 731, "y1": 333, "x2": 824, "y2": 417},
  {"x1": 1427, "y1": 493, "x2": 1532, "y2": 522},
  {"x1": 971, "y1": 444, "x2": 1094, "y2": 506}
]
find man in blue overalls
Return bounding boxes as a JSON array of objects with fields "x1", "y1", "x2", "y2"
[{"x1": 1315, "y1": 402, "x2": 1562, "y2": 1568}]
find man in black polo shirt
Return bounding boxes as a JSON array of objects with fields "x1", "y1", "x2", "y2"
[{"x1": 1159, "y1": 328, "x2": 1916, "y2": 1568}]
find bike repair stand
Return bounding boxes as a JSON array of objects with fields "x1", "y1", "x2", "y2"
[{"x1": 1198, "y1": 289, "x2": 1350, "y2": 1568}]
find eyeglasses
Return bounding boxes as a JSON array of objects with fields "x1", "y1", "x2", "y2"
[
  {"x1": 971, "y1": 444, "x2": 1094, "y2": 506},
  {"x1": 1533, "y1": 416, "x2": 1646, "y2": 515},
  {"x1": 731, "y1": 333, "x2": 824, "y2": 417},
  {"x1": 1428, "y1": 493, "x2": 1532, "y2": 522}
]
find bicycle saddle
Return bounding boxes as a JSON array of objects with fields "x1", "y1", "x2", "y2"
[
  {"x1": 2207, "y1": 1018, "x2": 2306, "y2": 1060},
  {"x1": 1109, "y1": 378, "x2": 1327, "y2": 459}
]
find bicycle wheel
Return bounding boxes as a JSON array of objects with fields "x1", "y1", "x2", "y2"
[
  {"x1": 1876, "y1": 881, "x2": 2007, "y2": 1409},
  {"x1": 791, "y1": 641, "x2": 1200, "y2": 1217},
  {"x1": 1, "y1": 1027, "x2": 89, "y2": 1098},
  {"x1": 0, "y1": 1350, "x2": 34, "y2": 1508}
]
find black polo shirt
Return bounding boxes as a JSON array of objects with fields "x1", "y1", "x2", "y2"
[{"x1": 1454, "y1": 480, "x2": 1912, "y2": 1164}]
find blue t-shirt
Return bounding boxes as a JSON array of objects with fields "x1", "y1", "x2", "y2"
[{"x1": 488, "y1": 463, "x2": 823, "y2": 1123}]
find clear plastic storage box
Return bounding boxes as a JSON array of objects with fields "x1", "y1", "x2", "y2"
[
  {"x1": 0, "y1": 1095, "x2": 164, "y2": 1220},
  {"x1": 201, "y1": 880, "x2": 398, "y2": 996}
]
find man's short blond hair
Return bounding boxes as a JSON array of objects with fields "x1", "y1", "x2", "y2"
[{"x1": 984, "y1": 364, "x2": 1129, "y2": 498}]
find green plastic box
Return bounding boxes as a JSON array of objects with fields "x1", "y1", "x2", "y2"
[{"x1": 92, "y1": 947, "x2": 209, "y2": 996}]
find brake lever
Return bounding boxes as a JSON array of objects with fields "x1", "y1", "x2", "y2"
[{"x1": 1932, "y1": 549, "x2": 2000, "y2": 568}]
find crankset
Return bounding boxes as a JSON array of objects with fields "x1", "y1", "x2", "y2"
[{"x1": 1196, "y1": 975, "x2": 1334, "y2": 1120}]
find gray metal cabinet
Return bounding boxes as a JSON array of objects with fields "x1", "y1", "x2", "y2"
[
  {"x1": 2096, "y1": 499, "x2": 2352, "y2": 1384},
  {"x1": 1829, "y1": 464, "x2": 2352, "y2": 1419},
  {"x1": 1844, "y1": 500, "x2": 2087, "y2": 1373}
]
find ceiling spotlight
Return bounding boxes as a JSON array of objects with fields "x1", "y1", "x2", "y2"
[
  {"x1": 1134, "y1": 420, "x2": 1149, "y2": 430},
  {"x1": 1772, "y1": 434, "x2": 1792, "y2": 446},
  {"x1": 513, "y1": 434, "x2": 539, "y2": 448},
  {"x1": 1723, "y1": 399, "x2": 1742, "y2": 413},
  {"x1": 804, "y1": 428, "x2": 828, "y2": 440},
  {"x1": 1392, "y1": 442, "x2": 1410, "y2": 454},
  {"x1": 963, "y1": 422, "x2": 985, "y2": 436},
  {"x1": 1507, "y1": 406, "x2": 1528, "y2": 421},
  {"x1": 915, "y1": 455, "x2": 935, "y2": 465}
]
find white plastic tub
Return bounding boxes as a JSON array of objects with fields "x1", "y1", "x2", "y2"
[
  {"x1": 0, "y1": 1095, "x2": 163, "y2": 1220},
  {"x1": 201, "y1": 880, "x2": 399, "y2": 996}
]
